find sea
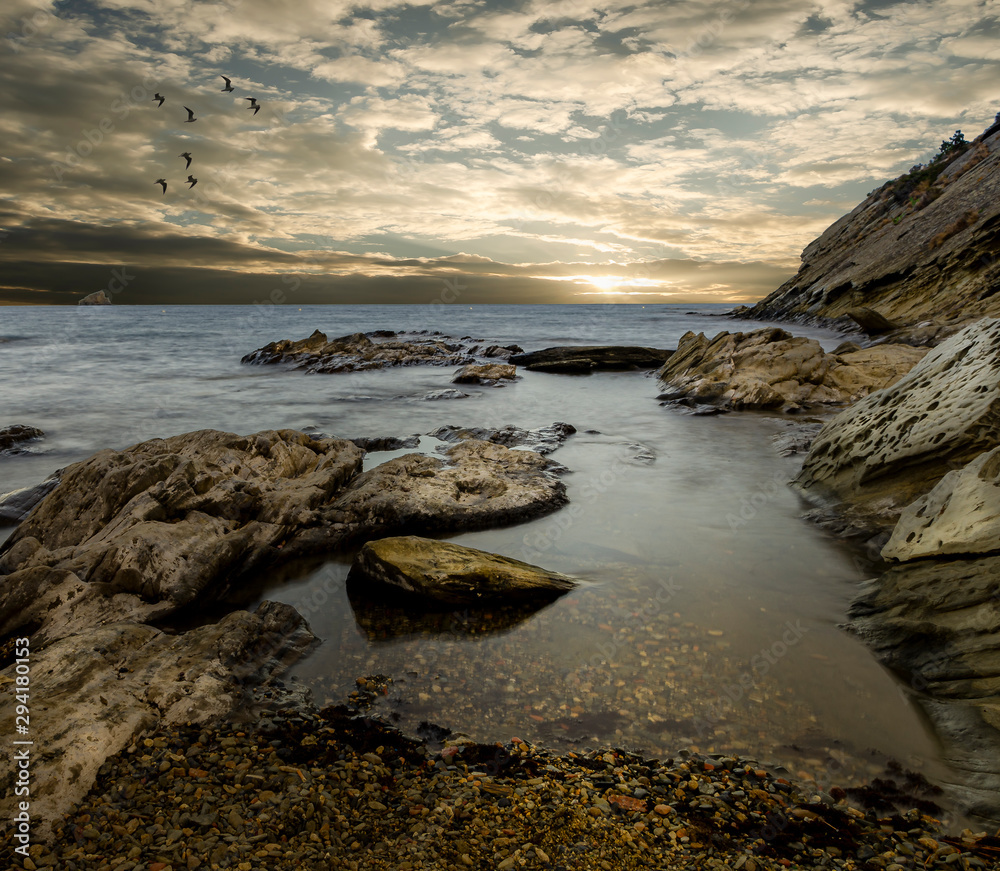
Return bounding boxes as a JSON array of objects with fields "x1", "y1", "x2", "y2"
[{"x1": 0, "y1": 304, "x2": 960, "y2": 816}]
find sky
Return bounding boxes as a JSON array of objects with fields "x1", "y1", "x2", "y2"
[{"x1": 0, "y1": 0, "x2": 997, "y2": 305}]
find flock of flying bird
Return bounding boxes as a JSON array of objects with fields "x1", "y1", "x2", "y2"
[{"x1": 152, "y1": 75, "x2": 262, "y2": 194}]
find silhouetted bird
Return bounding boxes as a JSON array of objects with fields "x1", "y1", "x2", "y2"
[
  {"x1": 179, "y1": 152, "x2": 192, "y2": 169},
  {"x1": 186, "y1": 175, "x2": 198, "y2": 188},
  {"x1": 184, "y1": 106, "x2": 197, "y2": 122},
  {"x1": 245, "y1": 97, "x2": 260, "y2": 115},
  {"x1": 220, "y1": 75, "x2": 234, "y2": 92},
  {"x1": 153, "y1": 93, "x2": 165, "y2": 107},
  {"x1": 155, "y1": 178, "x2": 167, "y2": 194}
]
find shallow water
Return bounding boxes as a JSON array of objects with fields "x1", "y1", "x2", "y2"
[{"x1": 0, "y1": 304, "x2": 955, "y2": 814}]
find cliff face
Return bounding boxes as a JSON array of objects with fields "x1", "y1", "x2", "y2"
[{"x1": 744, "y1": 119, "x2": 1000, "y2": 330}]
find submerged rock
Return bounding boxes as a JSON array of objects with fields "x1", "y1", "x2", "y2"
[
  {"x1": 350, "y1": 434, "x2": 421, "y2": 452},
  {"x1": 798, "y1": 317, "x2": 1000, "y2": 525},
  {"x1": 0, "y1": 424, "x2": 44, "y2": 454},
  {"x1": 0, "y1": 600, "x2": 314, "y2": 841},
  {"x1": 420, "y1": 388, "x2": 470, "y2": 401},
  {"x1": 241, "y1": 329, "x2": 475, "y2": 372},
  {"x1": 510, "y1": 345, "x2": 672, "y2": 372},
  {"x1": 430, "y1": 421, "x2": 576, "y2": 455},
  {"x1": 657, "y1": 328, "x2": 924, "y2": 411},
  {"x1": 349, "y1": 535, "x2": 579, "y2": 605},
  {"x1": 452, "y1": 362, "x2": 517, "y2": 385},
  {"x1": 77, "y1": 290, "x2": 112, "y2": 305}
]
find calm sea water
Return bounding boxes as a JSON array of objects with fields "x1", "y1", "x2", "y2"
[{"x1": 0, "y1": 305, "x2": 958, "y2": 814}]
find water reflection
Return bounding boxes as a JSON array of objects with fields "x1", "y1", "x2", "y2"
[{"x1": 345, "y1": 573, "x2": 564, "y2": 643}]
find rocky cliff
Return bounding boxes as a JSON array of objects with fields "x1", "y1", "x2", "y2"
[{"x1": 741, "y1": 118, "x2": 1000, "y2": 331}]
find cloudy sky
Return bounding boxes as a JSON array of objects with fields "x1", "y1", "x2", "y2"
[{"x1": 0, "y1": 0, "x2": 997, "y2": 305}]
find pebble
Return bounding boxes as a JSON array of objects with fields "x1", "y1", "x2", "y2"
[{"x1": 6, "y1": 680, "x2": 989, "y2": 871}]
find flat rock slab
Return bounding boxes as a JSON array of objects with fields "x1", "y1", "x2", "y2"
[
  {"x1": 799, "y1": 317, "x2": 1000, "y2": 523},
  {"x1": 510, "y1": 345, "x2": 672, "y2": 372},
  {"x1": 349, "y1": 535, "x2": 579, "y2": 605},
  {"x1": 882, "y1": 446, "x2": 1000, "y2": 561},
  {"x1": 657, "y1": 328, "x2": 925, "y2": 411},
  {"x1": 241, "y1": 329, "x2": 475, "y2": 372}
]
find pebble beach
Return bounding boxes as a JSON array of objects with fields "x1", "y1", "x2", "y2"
[{"x1": 4, "y1": 680, "x2": 997, "y2": 871}]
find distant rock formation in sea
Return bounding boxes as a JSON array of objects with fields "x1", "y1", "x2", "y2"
[
  {"x1": 77, "y1": 289, "x2": 112, "y2": 305},
  {"x1": 739, "y1": 117, "x2": 1000, "y2": 333}
]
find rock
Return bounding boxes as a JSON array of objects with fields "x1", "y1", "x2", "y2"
[
  {"x1": 0, "y1": 429, "x2": 363, "y2": 644},
  {"x1": 77, "y1": 290, "x2": 112, "y2": 305},
  {"x1": 656, "y1": 328, "x2": 925, "y2": 411},
  {"x1": 0, "y1": 474, "x2": 61, "y2": 523},
  {"x1": 350, "y1": 435, "x2": 421, "y2": 452},
  {"x1": 0, "y1": 429, "x2": 567, "y2": 644},
  {"x1": 430, "y1": 422, "x2": 576, "y2": 455},
  {"x1": 848, "y1": 307, "x2": 898, "y2": 335},
  {"x1": 328, "y1": 439, "x2": 567, "y2": 540},
  {"x1": 482, "y1": 344, "x2": 524, "y2": 359},
  {"x1": 510, "y1": 345, "x2": 673, "y2": 373},
  {"x1": 881, "y1": 446, "x2": 1000, "y2": 561},
  {"x1": 0, "y1": 600, "x2": 315, "y2": 841},
  {"x1": 0, "y1": 424, "x2": 44, "y2": 454},
  {"x1": 740, "y1": 118, "x2": 1000, "y2": 330},
  {"x1": 420, "y1": 389, "x2": 470, "y2": 401},
  {"x1": 241, "y1": 330, "x2": 475, "y2": 373},
  {"x1": 798, "y1": 318, "x2": 1000, "y2": 525},
  {"x1": 771, "y1": 423, "x2": 824, "y2": 457},
  {"x1": 348, "y1": 535, "x2": 579, "y2": 605},
  {"x1": 451, "y1": 363, "x2": 517, "y2": 385},
  {"x1": 849, "y1": 556, "x2": 1000, "y2": 820}
]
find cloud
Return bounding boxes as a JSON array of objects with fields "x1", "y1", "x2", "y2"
[{"x1": 1, "y1": 0, "x2": 998, "y2": 305}]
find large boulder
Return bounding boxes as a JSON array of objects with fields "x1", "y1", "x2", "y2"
[
  {"x1": 241, "y1": 330, "x2": 475, "y2": 372},
  {"x1": 0, "y1": 429, "x2": 567, "y2": 644},
  {"x1": 0, "y1": 601, "x2": 315, "y2": 841},
  {"x1": 882, "y1": 446, "x2": 1000, "y2": 562},
  {"x1": 510, "y1": 345, "x2": 672, "y2": 373},
  {"x1": 0, "y1": 424, "x2": 44, "y2": 454},
  {"x1": 77, "y1": 290, "x2": 112, "y2": 305},
  {"x1": 657, "y1": 328, "x2": 924, "y2": 411},
  {"x1": 349, "y1": 535, "x2": 579, "y2": 605},
  {"x1": 0, "y1": 429, "x2": 363, "y2": 644},
  {"x1": 798, "y1": 318, "x2": 1000, "y2": 525}
]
